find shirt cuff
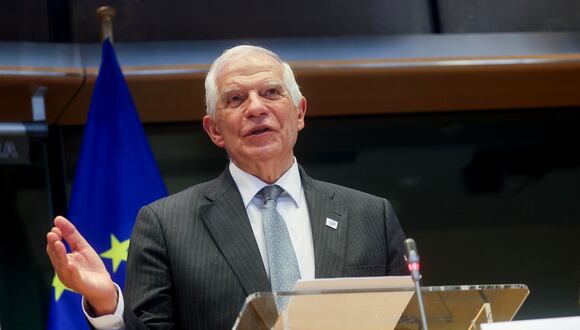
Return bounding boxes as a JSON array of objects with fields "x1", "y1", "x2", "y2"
[{"x1": 82, "y1": 282, "x2": 125, "y2": 330}]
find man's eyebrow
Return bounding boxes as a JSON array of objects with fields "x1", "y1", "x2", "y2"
[
  {"x1": 263, "y1": 80, "x2": 284, "y2": 88},
  {"x1": 221, "y1": 81, "x2": 284, "y2": 94},
  {"x1": 220, "y1": 86, "x2": 242, "y2": 97}
]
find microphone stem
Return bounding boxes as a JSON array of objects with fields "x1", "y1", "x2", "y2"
[{"x1": 414, "y1": 280, "x2": 429, "y2": 330}]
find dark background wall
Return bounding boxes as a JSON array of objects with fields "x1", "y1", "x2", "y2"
[
  {"x1": 4, "y1": 0, "x2": 580, "y2": 43},
  {"x1": 438, "y1": 0, "x2": 580, "y2": 33},
  {"x1": 1, "y1": 0, "x2": 580, "y2": 329}
]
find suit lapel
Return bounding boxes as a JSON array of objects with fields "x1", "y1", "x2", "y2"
[
  {"x1": 199, "y1": 170, "x2": 271, "y2": 296},
  {"x1": 300, "y1": 167, "x2": 348, "y2": 278}
]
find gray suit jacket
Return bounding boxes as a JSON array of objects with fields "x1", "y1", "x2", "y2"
[{"x1": 124, "y1": 167, "x2": 407, "y2": 329}]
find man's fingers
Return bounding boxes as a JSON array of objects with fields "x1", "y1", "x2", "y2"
[
  {"x1": 51, "y1": 227, "x2": 63, "y2": 240},
  {"x1": 46, "y1": 232, "x2": 65, "y2": 258},
  {"x1": 54, "y1": 216, "x2": 90, "y2": 251},
  {"x1": 46, "y1": 230, "x2": 60, "y2": 246},
  {"x1": 46, "y1": 241, "x2": 72, "y2": 286},
  {"x1": 46, "y1": 234, "x2": 67, "y2": 267},
  {"x1": 66, "y1": 262, "x2": 83, "y2": 293}
]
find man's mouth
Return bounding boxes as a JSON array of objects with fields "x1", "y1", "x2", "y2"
[{"x1": 249, "y1": 127, "x2": 271, "y2": 136}]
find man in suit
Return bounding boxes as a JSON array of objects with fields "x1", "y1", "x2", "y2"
[{"x1": 46, "y1": 45, "x2": 407, "y2": 329}]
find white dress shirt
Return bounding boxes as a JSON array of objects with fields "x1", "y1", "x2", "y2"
[{"x1": 86, "y1": 159, "x2": 315, "y2": 329}]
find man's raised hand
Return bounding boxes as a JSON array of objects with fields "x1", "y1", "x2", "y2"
[{"x1": 46, "y1": 216, "x2": 118, "y2": 315}]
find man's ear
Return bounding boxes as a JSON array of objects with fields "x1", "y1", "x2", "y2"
[
  {"x1": 297, "y1": 97, "x2": 307, "y2": 131},
  {"x1": 202, "y1": 115, "x2": 225, "y2": 148}
]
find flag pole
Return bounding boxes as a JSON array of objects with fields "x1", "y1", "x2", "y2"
[{"x1": 96, "y1": 6, "x2": 116, "y2": 43}]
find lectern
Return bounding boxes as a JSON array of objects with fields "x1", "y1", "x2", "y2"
[{"x1": 233, "y1": 284, "x2": 529, "y2": 329}]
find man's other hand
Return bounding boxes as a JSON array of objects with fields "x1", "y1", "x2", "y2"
[{"x1": 46, "y1": 216, "x2": 118, "y2": 315}]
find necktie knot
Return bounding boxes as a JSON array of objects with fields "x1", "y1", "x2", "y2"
[{"x1": 260, "y1": 185, "x2": 284, "y2": 205}]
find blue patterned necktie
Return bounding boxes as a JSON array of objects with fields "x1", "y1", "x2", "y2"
[{"x1": 260, "y1": 185, "x2": 301, "y2": 296}]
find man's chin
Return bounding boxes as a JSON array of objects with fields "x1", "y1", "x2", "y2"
[{"x1": 238, "y1": 146, "x2": 290, "y2": 163}]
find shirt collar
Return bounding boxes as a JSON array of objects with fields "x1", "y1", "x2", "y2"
[{"x1": 229, "y1": 158, "x2": 302, "y2": 208}]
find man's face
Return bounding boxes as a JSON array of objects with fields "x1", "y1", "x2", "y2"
[{"x1": 203, "y1": 53, "x2": 306, "y2": 171}]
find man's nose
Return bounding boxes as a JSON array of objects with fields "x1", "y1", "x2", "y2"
[{"x1": 245, "y1": 92, "x2": 268, "y2": 117}]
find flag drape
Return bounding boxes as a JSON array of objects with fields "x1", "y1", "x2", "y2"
[{"x1": 47, "y1": 39, "x2": 167, "y2": 330}]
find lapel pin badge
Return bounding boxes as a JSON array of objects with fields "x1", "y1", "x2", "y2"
[{"x1": 325, "y1": 218, "x2": 338, "y2": 230}]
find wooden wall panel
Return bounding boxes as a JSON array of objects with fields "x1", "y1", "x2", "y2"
[
  {"x1": 0, "y1": 68, "x2": 83, "y2": 123},
  {"x1": 2, "y1": 55, "x2": 580, "y2": 125}
]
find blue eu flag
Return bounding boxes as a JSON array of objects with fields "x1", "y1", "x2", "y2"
[{"x1": 47, "y1": 39, "x2": 168, "y2": 329}]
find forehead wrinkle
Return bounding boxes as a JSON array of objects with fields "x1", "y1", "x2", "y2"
[
  {"x1": 217, "y1": 54, "x2": 284, "y2": 82},
  {"x1": 222, "y1": 52, "x2": 283, "y2": 73}
]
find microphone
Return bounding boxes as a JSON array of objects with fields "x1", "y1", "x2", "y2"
[
  {"x1": 405, "y1": 238, "x2": 421, "y2": 282},
  {"x1": 404, "y1": 238, "x2": 428, "y2": 330}
]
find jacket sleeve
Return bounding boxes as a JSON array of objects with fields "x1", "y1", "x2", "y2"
[
  {"x1": 384, "y1": 199, "x2": 409, "y2": 276},
  {"x1": 124, "y1": 205, "x2": 176, "y2": 330}
]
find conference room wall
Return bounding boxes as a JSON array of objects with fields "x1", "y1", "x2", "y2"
[
  {"x1": 0, "y1": 137, "x2": 53, "y2": 330},
  {"x1": 70, "y1": 0, "x2": 434, "y2": 42},
  {"x1": 0, "y1": 0, "x2": 51, "y2": 42},
  {"x1": 437, "y1": 0, "x2": 580, "y2": 33},
  {"x1": 6, "y1": 0, "x2": 580, "y2": 43}
]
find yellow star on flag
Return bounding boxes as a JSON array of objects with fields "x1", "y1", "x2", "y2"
[
  {"x1": 100, "y1": 234, "x2": 130, "y2": 273},
  {"x1": 52, "y1": 274, "x2": 75, "y2": 301}
]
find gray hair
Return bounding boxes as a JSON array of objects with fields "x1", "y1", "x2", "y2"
[{"x1": 204, "y1": 45, "x2": 303, "y2": 118}]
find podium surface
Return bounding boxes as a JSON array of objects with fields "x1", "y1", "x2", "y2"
[{"x1": 233, "y1": 283, "x2": 529, "y2": 330}]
